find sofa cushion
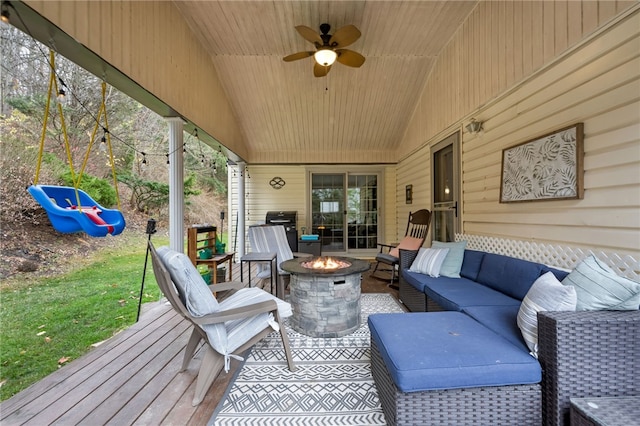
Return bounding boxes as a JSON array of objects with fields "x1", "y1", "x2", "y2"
[
  {"x1": 432, "y1": 240, "x2": 467, "y2": 278},
  {"x1": 517, "y1": 272, "x2": 577, "y2": 357},
  {"x1": 476, "y1": 253, "x2": 545, "y2": 301},
  {"x1": 409, "y1": 247, "x2": 449, "y2": 277},
  {"x1": 463, "y1": 305, "x2": 528, "y2": 352},
  {"x1": 424, "y1": 278, "x2": 522, "y2": 311},
  {"x1": 368, "y1": 312, "x2": 541, "y2": 393},
  {"x1": 562, "y1": 255, "x2": 640, "y2": 311},
  {"x1": 402, "y1": 270, "x2": 522, "y2": 311},
  {"x1": 542, "y1": 265, "x2": 570, "y2": 281},
  {"x1": 460, "y1": 249, "x2": 485, "y2": 281}
]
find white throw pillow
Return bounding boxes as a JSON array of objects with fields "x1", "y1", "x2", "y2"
[
  {"x1": 409, "y1": 248, "x2": 449, "y2": 277},
  {"x1": 517, "y1": 272, "x2": 577, "y2": 358}
]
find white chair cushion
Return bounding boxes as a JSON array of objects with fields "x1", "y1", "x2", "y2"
[
  {"x1": 216, "y1": 287, "x2": 292, "y2": 356},
  {"x1": 157, "y1": 247, "x2": 228, "y2": 352},
  {"x1": 157, "y1": 246, "x2": 221, "y2": 315},
  {"x1": 156, "y1": 247, "x2": 290, "y2": 371},
  {"x1": 248, "y1": 225, "x2": 293, "y2": 275}
]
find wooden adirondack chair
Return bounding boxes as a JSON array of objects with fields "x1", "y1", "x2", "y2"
[{"x1": 148, "y1": 242, "x2": 295, "y2": 406}]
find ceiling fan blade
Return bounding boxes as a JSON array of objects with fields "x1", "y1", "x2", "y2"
[
  {"x1": 329, "y1": 25, "x2": 361, "y2": 48},
  {"x1": 313, "y1": 62, "x2": 332, "y2": 78},
  {"x1": 336, "y1": 49, "x2": 366, "y2": 68},
  {"x1": 283, "y1": 51, "x2": 314, "y2": 62},
  {"x1": 295, "y1": 25, "x2": 323, "y2": 45}
]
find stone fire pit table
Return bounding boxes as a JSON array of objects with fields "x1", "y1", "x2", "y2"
[{"x1": 281, "y1": 256, "x2": 370, "y2": 338}]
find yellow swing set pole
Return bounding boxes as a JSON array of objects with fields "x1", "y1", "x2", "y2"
[
  {"x1": 33, "y1": 51, "x2": 56, "y2": 185},
  {"x1": 76, "y1": 82, "x2": 121, "y2": 210},
  {"x1": 100, "y1": 82, "x2": 122, "y2": 211}
]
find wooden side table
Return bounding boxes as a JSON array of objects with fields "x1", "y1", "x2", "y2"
[{"x1": 194, "y1": 252, "x2": 234, "y2": 284}]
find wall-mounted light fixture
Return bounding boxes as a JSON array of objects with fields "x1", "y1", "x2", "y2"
[{"x1": 465, "y1": 118, "x2": 483, "y2": 134}]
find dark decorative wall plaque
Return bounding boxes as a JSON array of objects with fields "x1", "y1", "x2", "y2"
[{"x1": 269, "y1": 177, "x2": 286, "y2": 189}]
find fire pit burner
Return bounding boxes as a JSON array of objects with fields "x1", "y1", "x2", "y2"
[{"x1": 301, "y1": 256, "x2": 351, "y2": 270}]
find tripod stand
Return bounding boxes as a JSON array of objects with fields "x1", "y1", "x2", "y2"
[{"x1": 136, "y1": 218, "x2": 157, "y2": 322}]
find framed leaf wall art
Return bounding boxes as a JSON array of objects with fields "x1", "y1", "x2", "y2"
[{"x1": 500, "y1": 123, "x2": 584, "y2": 203}]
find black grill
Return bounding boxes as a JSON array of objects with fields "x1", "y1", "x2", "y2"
[{"x1": 265, "y1": 211, "x2": 298, "y2": 252}]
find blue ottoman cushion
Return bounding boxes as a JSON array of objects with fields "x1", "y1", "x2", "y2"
[{"x1": 368, "y1": 312, "x2": 541, "y2": 393}]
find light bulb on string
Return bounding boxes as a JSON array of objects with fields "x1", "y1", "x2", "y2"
[
  {"x1": 98, "y1": 134, "x2": 107, "y2": 153},
  {"x1": 56, "y1": 87, "x2": 66, "y2": 104},
  {"x1": 1, "y1": 2, "x2": 10, "y2": 25}
]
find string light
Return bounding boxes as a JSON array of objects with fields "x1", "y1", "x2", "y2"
[
  {"x1": 1, "y1": 2, "x2": 10, "y2": 24},
  {"x1": 98, "y1": 137, "x2": 107, "y2": 152},
  {"x1": 56, "y1": 78, "x2": 67, "y2": 104},
  {"x1": 6, "y1": 3, "x2": 232, "y2": 176}
]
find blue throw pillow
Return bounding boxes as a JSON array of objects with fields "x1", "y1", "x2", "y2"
[{"x1": 432, "y1": 240, "x2": 467, "y2": 278}]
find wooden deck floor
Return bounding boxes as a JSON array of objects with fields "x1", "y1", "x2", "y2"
[{"x1": 0, "y1": 260, "x2": 397, "y2": 425}]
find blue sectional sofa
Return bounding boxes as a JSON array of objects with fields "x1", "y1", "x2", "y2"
[{"x1": 368, "y1": 248, "x2": 640, "y2": 426}]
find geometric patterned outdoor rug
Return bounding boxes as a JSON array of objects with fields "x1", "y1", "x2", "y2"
[{"x1": 209, "y1": 293, "x2": 405, "y2": 425}]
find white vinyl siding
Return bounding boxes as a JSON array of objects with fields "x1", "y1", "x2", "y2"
[{"x1": 399, "y1": 6, "x2": 640, "y2": 258}]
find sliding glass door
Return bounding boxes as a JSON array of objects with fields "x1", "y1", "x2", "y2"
[{"x1": 310, "y1": 172, "x2": 379, "y2": 254}]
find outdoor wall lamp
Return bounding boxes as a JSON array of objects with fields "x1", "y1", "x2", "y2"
[{"x1": 465, "y1": 118, "x2": 484, "y2": 134}]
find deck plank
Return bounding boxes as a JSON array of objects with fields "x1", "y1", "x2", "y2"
[
  {"x1": 0, "y1": 303, "x2": 174, "y2": 414},
  {"x1": 0, "y1": 260, "x2": 394, "y2": 426},
  {"x1": 9, "y1": 308, "x2": 185, "y2": 425},
  {"x1": 54, "y1": 317, "x2": 191, "y2": 424}
]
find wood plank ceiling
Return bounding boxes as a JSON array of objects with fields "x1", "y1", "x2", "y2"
[{"x1": 173, "y1": 1, "x2": 477, "y2": 164}]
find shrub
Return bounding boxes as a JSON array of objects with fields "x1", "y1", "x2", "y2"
[{"x1": 60, "y1": 171, "x2": 118, "y2": 207}]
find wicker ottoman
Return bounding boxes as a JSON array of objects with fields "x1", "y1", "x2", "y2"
[{"x1": 369, "y1": 312, "x2": 542, "y2": 425}]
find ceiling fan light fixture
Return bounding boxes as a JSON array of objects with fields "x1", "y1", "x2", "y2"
[{"x1": 314, "y1": 48, "x2": 337, "y2": 66}]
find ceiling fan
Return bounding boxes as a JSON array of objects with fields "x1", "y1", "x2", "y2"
[{"x1": 283, "y1": 23, "x2": 365, "y2": 77}]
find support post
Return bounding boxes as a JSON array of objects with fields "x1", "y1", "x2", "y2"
[
  {"x1": 237, "y1": 162, "x2": 246, "y2": 258},
  {"x1": 167, "y1": 117, "x2": 184, "y2": 252}
]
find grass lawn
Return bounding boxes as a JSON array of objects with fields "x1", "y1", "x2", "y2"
[{"x1": 0, "y1": 233, "x2": 169, "y2": 401}]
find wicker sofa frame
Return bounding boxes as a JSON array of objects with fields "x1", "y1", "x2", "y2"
[
  {"x1": 388, "y1": 249, "x2": 640, "y2": 426},
  {"x1": 371, "y1": 338, "x2": 542, "y2": 426}
]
